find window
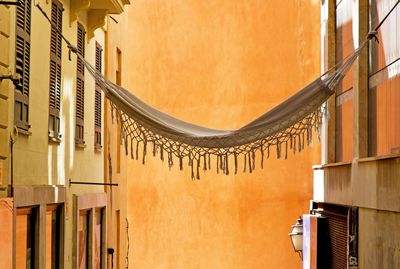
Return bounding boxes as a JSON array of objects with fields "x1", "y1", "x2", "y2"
[
  {"x1": 368, "y1": 0, "x2": 400, "y2": 156},
  {"x1": 335, "y1": 0, "x2": 354, "y2": 162},
  {"x1": 14, "y1": 0, "x2": 31, "y2": 131},
  {"x1": 316, "y1": 204, "x2": 358, "y2": 269},
  {"x1": 46, "y1": 205, "x2": 62, "y2": 269},
  {"x1": 16, "y1": 207, "x2": 37, "y2": 269},
  {"x1": 76, "y1": 23, "x2": 86, "y2": 145},
  {"x1": 48, "y1": 0, "x2": 63, "y2": 141},
  {"x1": 94, "y1": 42, "x2": 102, "y2": 149}
]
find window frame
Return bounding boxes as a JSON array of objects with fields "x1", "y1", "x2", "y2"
[
  {"x1": 74, "y1": 193, "x2": 107, "y2": 269},
  {"x1": 94, "y1": 42, "x2": 103, "y2": 150},
  {"x1": 48, "y1": 0, "x2": 64, "y2": 142},
  {"x1": 75, "y1": 22, "x2": 86, "y2": 146},
  {"x1": 14, "y1": 0, "x2": 31, "y2": 131}
]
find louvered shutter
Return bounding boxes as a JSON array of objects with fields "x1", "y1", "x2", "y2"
[
  {"x1": 48, "y1": 0, "x2": 63, "y2": 140},
  {"x1": 321, "y1": 205, "x2": 349, "y2": 269},
  {"x1": 75, "y1": 23, "x2": 85, "y2": 144},
  {"x1": 14, "y1": 0, "x2": 31, "y2": 131},
  {"x1": 94, "y1": 42, "x2": 102, "y2": 149}
]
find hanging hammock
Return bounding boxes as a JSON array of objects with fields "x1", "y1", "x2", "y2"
[
  {"x1": 35, "y1": 2, "x2": 396, "y2": 178},
  {"x1": 83, "y1": 40, "x2": 367, "y2": 180}
]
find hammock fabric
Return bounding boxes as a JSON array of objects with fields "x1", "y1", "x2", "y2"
[{"x1": 35, "y1": 3, "x2": 382, "y2": 179}]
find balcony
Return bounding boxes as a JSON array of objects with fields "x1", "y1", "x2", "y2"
[{"x1": 70, "y1": 0, "x2": 130, "y2": 39}]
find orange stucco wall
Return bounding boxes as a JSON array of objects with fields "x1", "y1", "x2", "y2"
[{"x1": 107, "y1": 1, "x2": 320, "y2": 268}]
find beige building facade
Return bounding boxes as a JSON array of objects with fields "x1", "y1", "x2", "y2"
[{"x1": 0, "y1": 0, "x2": 129, "y2": 268}]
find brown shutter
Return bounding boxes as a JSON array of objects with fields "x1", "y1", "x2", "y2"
[
  {"x1": 14, "y1": 0, "x2": 31, "y2": 131},
  {"x1": 75, "y1": 23, "x2": 85, "y2": 144},
  {"x1": 321, "y1": 205, "x2": 349, "y2": 269},
  {"x1": 94, "y1": 42, "x2": 102, "y2": 149},
  {"x1": 48, "y1": 0, "x2": 63, "y2": 140}
]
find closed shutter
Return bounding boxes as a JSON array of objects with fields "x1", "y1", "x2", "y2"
[
  {"x1": 48, "y1": 0, "x2": 63, "y2": 140},
  {"x1": 321, "y1": 205, "x2": 349, "y2": 269},
  {"x1": 94, "y1": 42, "x2": 102, "y2": 149},
  {"x1": 75, "y1": 23, "x2": 85, "y2": 144},
  {"x1": 14, "y1": 0, "x2": 31, "y2": 131}
]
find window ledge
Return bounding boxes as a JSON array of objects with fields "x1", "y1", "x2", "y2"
[
  {"x1": 94, "y1": 145, "x2": 102, "y2": 153},
  {"x1": 320, "y1": 160, "x2": 352, "y2": 169},
  {"x1": 357, "y1": 153, "x2": 400, "y2": 163},
  {"x1": 316, "y1": 153, "x2": 400, "y2": 169},
  {"x1": 75, "y1": 142, "x2": 86, "y2": 149},
  {"x1": 15, "y1": 127, "x2": 32, "y2": 137},
  {"x1": 49, "y1": 136, "x2": 62, "y2": 144}
]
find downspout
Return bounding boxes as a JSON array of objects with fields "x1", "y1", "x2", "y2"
[{"x1": 9, "y1": 131, "x2": 15, "y2": 197}]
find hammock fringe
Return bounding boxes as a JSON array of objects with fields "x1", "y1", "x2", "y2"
[{"x1": 117, "y1": 106, "x2": 329, "y2": 178}]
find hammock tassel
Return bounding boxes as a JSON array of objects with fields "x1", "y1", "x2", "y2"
[
  {"x1": 251, "y1": 150, "x2": 256, "y2": 171},
  {"x1": 196, "y1": 159, "x2": 201, "y2": 179},
  {"x1": 136, "y1": 141, "x2": 140, "y2": 160},
  {"x1": 298, "y1": 134, "x2": 302, "y2": 153},
  {"x1": 285, "y1": 141, "x2": 288, "y2": 160},
  {"x1": 124, "y1": 136, "x2": 129, "y2": 156},
  {"x1": 225, "y1": 153, "x2": 229, "y2": 175},
  {"x1": 243, "y1": 154, "x2": 247, "y2": 173},
  {"x1": 290, "y1": 135, "x2": 293, "y2": 149},
  {"x1": 216, "y1": 156, "x2": 220, "y2": 174},
  {"x1": 190, "y1": 158, "x2": 195, "y2": 180},
  {"x1": 293, "y1": 136, "x2": 297, "y2": 154},
  {"x1": 203, "y1": 154, "x2": 207, "y2": 171},
  {"x1": 168, "y1": 152, "x2": 173, "y2": 170},
  {"x1": 130, "y1": 139, "x2": 134, "y2": 159},
  {"x1": 260, "y1": 144, "x2": 264, "y2": 169},
  {"x1": 142, "y1": 139, "x2": 147, "y2": 164},
  {"x1": 276, "y1": 141, "x2": 281, "y2": 159},
  {"x1": 179, "y1": 156, "x2": 183, "y2": 170},
  {"x1": 248, "y1": 152, "x2": 252, "y2": 173},
  {"x1": 208, "y1": 154, "x2": 211, "y2": 170},
  {"x1": 160, "y1": 145, "x2": 164, "y2": 162},
  {"x1": 234, "y1": 152, "x2": 238, "y2": 174},
  {"x1": 152, "y1": 141, "x2": 156, "y2": 157}
]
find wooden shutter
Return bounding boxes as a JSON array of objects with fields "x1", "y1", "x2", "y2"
[
  {"x1": 48, "y1": 0, "x2": 63, "y2": 140},
  {"x1": 14, "y1": 0, "x2": 31, "y2": 131},
  {"x1": 321, "y1": 205, "x2": 349, "y2": 269},
  {"x1": 75, "y1": 23, "x2": 85, "y2": 144},
  {"x1": 94, "y1": 42, "x2": 102, "y2": 149}
]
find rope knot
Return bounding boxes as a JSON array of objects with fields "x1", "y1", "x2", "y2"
[
  {"x1": 367, "y1": 31, "x2": 379, "y2": 43},
  {"x1": 67, "y1": 45, "x2": 78, "y2": 61},
  {"x1": 68, "y1": 44, "x2": 78, "y2": 53}
]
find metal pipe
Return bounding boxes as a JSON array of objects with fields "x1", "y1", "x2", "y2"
[
  {"x1": 10, "y1": 134, "x2": 14, "y2": 197},
  {"x1": 0, "y1": 0, "x2": 20, "y2": 6},
  {"x1": 69, "y1": 179, "x2": 118, "y2": 187}
]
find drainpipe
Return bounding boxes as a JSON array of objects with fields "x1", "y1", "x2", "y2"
[{"x1": 9, "y1": 133, "x2": 14, "y2": 197}]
